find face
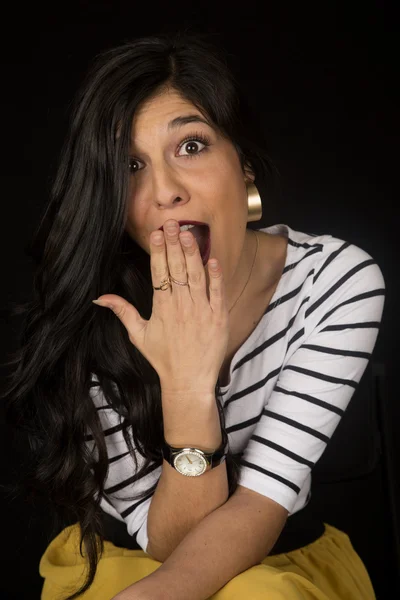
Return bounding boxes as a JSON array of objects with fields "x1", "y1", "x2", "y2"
[{"x1": 125, "y1": 88, "x2": 255, "y2": 290}]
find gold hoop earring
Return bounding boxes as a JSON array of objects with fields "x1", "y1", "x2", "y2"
[{"x1": 246, "y1": 182, "x2": 263, "y2": 222}]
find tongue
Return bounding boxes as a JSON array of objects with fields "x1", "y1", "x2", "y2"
[{"x1": 189, "y1": 225, "x2": 209, "y2": 255}]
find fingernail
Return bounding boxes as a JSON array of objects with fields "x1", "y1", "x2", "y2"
[
  {"x1": 209, "y1": 260, "x2": 218, "y2": 270},
  {"x1": 92, "y1": 299, "x2": 114, "y2": 309},
  {"x1": 152, "y1": 232, "x2": 164, "y2": 244},
  {"x1": 180, "y1": 233, "x2": 192, "y2": 246},
  {"x1": 165, "y1": 222, "x2": 178, "y2": 234}
]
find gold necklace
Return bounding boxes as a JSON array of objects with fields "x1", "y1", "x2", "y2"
[{"x1": 228, "y1": 230, "x2": 259, "y2": 314}]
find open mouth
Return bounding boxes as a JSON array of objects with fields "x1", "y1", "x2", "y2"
[
  {"x1": 198, "y1": 226, "x2": 211, "y2": 266},
  {"x1": 187, "y1": 224, "x2": 211, "y2": 266},
  {"x1": 158, "y1": 221, "x2": 211, "y2": 266}
]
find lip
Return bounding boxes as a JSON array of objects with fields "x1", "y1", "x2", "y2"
[{"x1": 158, "y1": 220, "x2": 209, "y2": 231}]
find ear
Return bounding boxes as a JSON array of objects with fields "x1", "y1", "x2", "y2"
[{"x1": 243, "y1": 159, "x2": 255, "y2": 184}]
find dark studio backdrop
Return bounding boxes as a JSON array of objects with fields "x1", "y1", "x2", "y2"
[{"x1": 0, "y1": 2, "x2": 398, "y2": 598}]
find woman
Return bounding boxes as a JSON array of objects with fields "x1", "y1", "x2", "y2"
[{"x1": 2, "y1": 31, "x2": 385, "y2": 599}]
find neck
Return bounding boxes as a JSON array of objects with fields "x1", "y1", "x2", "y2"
[
  {"x1": 226, "y1": 229, "x2": 259, "y2": 314},
  {"x1": 203, "y1": 228, "x2": 260, "y2": 310}
]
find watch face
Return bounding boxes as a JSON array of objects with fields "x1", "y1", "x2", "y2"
[{"x1": 173, "y1": 450, "x2": 208, "y2": 476}]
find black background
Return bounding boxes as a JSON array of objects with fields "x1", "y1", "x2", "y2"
[{"x1": 1, "y1": 2, "x2": 398, "y2": 598}]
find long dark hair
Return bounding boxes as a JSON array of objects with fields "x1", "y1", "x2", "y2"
[{"x1": 1, "y1": 30, "x2": 279, "y2": 598}]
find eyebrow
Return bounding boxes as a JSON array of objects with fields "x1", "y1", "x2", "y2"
[
  {"x1": 128, "y1": 114, "x2": 213, "y2": 154},
  {"x1": 167, "y1": 114, "x2": 213, "y2": 131}
]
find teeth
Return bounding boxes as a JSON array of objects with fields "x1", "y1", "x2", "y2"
[{"x1": 179, "y1": 224, "x2": 196, "y2": 232}]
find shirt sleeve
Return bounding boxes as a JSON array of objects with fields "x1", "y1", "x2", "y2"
[
  {"x1": 238, "y1": 242, "x2": 386, "y2": 512},
  {"x1": 88, "y1": 380, "x2": 161, "y2": 553}
]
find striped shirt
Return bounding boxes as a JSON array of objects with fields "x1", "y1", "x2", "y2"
[{"x1": 87, "y1": 223, "x2": 386, "y2": 553}]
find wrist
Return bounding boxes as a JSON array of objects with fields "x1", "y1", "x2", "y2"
[
  {"x1": 161, "y1": 390, "x2": 217, "y2": 410},
  {"x1": 163, "y1": 436, "x2": 223, "y2": 453},
  {"x1": 162, "y1": 392, "x2": 222, "y2": 449},
  {"x1": 160, "y1": 384, "x2": 216, "y2": 396}
]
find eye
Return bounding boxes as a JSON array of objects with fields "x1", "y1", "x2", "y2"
[
  {"x1": 128, "y1": 157, "x2": 143, "y2": 174},
  {"x1": 128, "y1": 131, "x2": 211, "y2": 175},
  {"x1": 178, "y1": 132, "x2": 211, "y2": 158}
]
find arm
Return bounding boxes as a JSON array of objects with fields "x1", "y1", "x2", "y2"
[
  {"x1": 88, "y1": 385, "x2": 228, "y2": 561},
  {"x1": 146, "y1": 389, "x2": 229, "y2": 561},
  {"x1": 115, "y1": 484, "x2": 288, "y2": 600},
  {"x1": 237, "y1": 250, "x2": 386, "y2": 510},
  {"x1": 114, "y1": 245, "x2": 385, "y2": 599}
]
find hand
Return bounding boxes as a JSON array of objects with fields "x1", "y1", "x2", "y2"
[{"x1": 93, "y1": 219, "x2": 229, "y2": 392}]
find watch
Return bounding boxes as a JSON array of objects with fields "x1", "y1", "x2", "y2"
[{"x1": 162, "y1": 439, "x2": 228, "y2": 477}]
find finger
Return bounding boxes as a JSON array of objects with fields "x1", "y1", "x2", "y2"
[
  {"x1": 206, "y1": 258, "x2": 227, "y2": 317},
  {"x1": 163, "y1": 220, "x2": 190, "y2": 292},
  {"x1": 179, "y1": 230, "x2": 207, "y2": 298},
  {"x1": 92, "y1": 294, "x2": 148, "y2": 347},
  {"x1": 149, "y1": 230, "x2": 172, "y2": 303}
]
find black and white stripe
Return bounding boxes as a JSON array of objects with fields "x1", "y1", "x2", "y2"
[{"x1": 87, "y1": 223, "x2": 385, "y2": 553}]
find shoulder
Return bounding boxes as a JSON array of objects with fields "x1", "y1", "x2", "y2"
[
  {"x1": 282, "y1": 224, "x2": 385, "y2": 290},
  {"x1": 284, "y1": 226, "x2": 386, "y2": 338},
  {"x1": 263, "y1": 224, "x2": 386, "y2": 338}
]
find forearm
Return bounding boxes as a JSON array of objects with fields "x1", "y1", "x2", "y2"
[
  {"x1": 124, "y1": 488, "x2": 288, "y2": 600},
  {"x1": 147, "y1": 390, "x2": 229, "y2": 561}
]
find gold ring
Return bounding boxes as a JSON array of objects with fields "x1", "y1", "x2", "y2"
[
  {"x1": 170, "y1": 275, "x2": 189, "y2": 286},
  {"x1": 153, "y1": 277, "x2": 171, "y2": 291},
  {"x1": 152, "y1": 275, "x2": 189, "y2": 291}
]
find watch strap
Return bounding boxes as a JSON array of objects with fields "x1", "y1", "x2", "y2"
[{"x1": 162, "y1": 438, "x2": 229, "y2": 469}]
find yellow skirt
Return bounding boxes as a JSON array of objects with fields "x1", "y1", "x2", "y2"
[{"x1": 39, "y1": 522, "x2": 376, "y2": 600}]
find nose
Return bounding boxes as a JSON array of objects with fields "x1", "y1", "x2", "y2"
[{"x1": 150, "y1": 163, "x2": 189, "y2": 209}]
